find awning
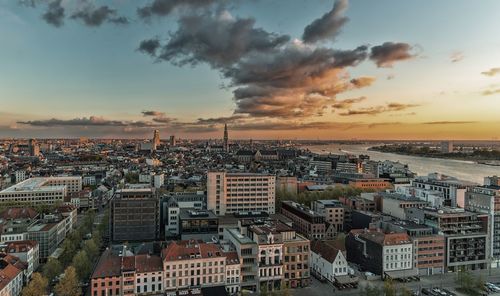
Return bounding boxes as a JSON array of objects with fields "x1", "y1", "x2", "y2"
[
  {"x1": 384, "y1": 268, "x2": 419, "y2": 279},
  {"x1": 334, "y1": 275, "x2": 359, "y2": 284}
]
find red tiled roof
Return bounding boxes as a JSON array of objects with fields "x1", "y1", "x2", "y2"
[
  {"x1": 0, "y1": 254, "x2": 25, "y2": 291},
  {"x1": 135, "y1": 254, "x2": 162, "y2": 273},
  {"x1": 162, "y1": 240, "x2": 224, "y2": 262},
  {"x1": 224, "y1": 252, "x2": 240, "y2": 265},
  {"x1": 311, "y1": 240, "x2": 343, "y2": 263},
  {"x1": 0, "y1": 208, "x2": 38, "y2": 220},
  {"x1": 5, "y1": 240, "x2": 38, "y2": 253}
]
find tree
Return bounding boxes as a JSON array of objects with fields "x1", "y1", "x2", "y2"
[
  {"x1": 400, "y1": 286, "x2": 413, "y2": 296},
  {"x1": 71, "y1": 250, "x2": 92, "y2": 281},
  {"x1": 383, "y1": 278, "x2": 396, "y2": 296},
  {"x1": 83, "y1": 239, "x2": 99, "y2": 259},
  {"x1": 22, "y1": 273, "x2": 48, "y2": 296},
  {"x1": 361, "y1": 284, "x2": 383, "y2": 296},
  {"x1": 55, "y1": 266, "x2": 81, "y2": 296},
  {"x1": 42, "y1": 258, "x2": 62, "y2": 282}
]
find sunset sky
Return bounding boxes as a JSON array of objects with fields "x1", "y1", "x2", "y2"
[{"x1": 1, "y1": 0, "x2": 499, "y2": 140}]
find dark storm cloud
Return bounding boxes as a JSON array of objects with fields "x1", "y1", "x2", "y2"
[
  {"x1": 370, "y1": 42, "x2": 416, "y2": 68},
  {"x1": 71, "y1": 5, "x2": 129, "y2": 27},
  {"x1": 42, "y1": 0, "x2": 64, "y2": 27},
  {"x1": 17, "y1": 116, "x2": 160, "y2": 127},
  {"x1": 302, "y1": 0, "x2": 348, "y2": 43},
  {"x1": 152, "y1": 12, "x2": 290, "y2": 68},
  {"x1": 138, "y1": 39, "x2": 162, "y2": 56},
  {"x1": 142, "y1": 110, "x2": 165, "y2": 117},
  {"x1": 195, "y1": 115, "x2": 246, "y2": 125},
  {"x1": 137, "y1": 0, "x2": 218, "y2": 19}
]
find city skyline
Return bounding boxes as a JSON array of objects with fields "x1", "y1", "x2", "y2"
[{"x1": 1, "y1": 0, "x2": 500, "y2": 140}]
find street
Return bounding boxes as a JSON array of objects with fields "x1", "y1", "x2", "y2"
[{"x1": 295, "y1": 270, "x2": 500, "y2": 296}]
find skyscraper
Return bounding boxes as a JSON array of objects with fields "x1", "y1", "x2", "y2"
[
  {"x1": 169, "y1": 135, "x2": 176, "y2": 147},
  {"x1": 223, "y1": 123, "x2": 229, "y2": 152},
  {"x1": 152, "y1": 129, "x2": 160, "y2": 151}
]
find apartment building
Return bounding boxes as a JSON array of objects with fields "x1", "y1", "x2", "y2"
[
  {"x1": 380, "y1": 193, "x2": 429, "y2": 220},
  {"x1": 207, "y1": 172, "x2": 275, "y2": 216},
  {"x1": 312, "y1": 200, "x2": 344, "y2": 233},
  {"x1": 412, "y1": 173, "x2": 476, "y2": 207},
  {"x1": 465, "y1": 183, "x2": 500, "y2": 268},
  {"x1": 162, "y1": 241, "x2": 226, "y2": 291},
  {"x1": 406, "y1": 207, "x2": 488, "y2": 272},
  {"x1": 380, "y1": 220, "x2": 445, "y2": 275},
  {"x1": 110, "y1": 188, "x2": 159, "y2": 242},
  {"x1": 161, "y1": 191, "x2": 206, "y2": 238},
  {"x1": 0, "y1": 254, "x2": 24, "y2": 296},
  {"x1": 224, "y1": 252, "x2": 241, "y2": 295},
  {"x1": 281, "y1": 201, "x2": 325, "y2": 240},
  {"x1": 0, "y1": 240, "x2": 39, "y2": 280},
  {"x1": 223, "y1": 228, "x2": 259, "y2": 293},
  {"x1": 91, "y1": 247, "x2": 163, "y2": 296},
  {"x1": 346, "y1": 229, "x2": 415, "y2": 279}
]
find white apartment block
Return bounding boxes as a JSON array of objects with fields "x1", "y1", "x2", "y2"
[
  {"x1": 207, "y1": 172, "x2": 275, "y2": 216},
  {"x1": 0, "y1": 176, "x2": 82, "y2": 205},
  {"x1": 383, "y1": 244, "x2": 413, "y2": 273}
]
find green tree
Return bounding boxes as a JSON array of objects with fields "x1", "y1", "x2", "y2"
[
  {"x1": 71, "y1": 250, "x2": 92, "y2": 281},
  {"x1": 83, "y1": 238, "x2": 99, "y2": 259},
  {"x1": 55, "y1": 266, "x2": 81, "y2": 296},
  {"x1": 22, "y1": 273, "x2": 48, "y2": 296},
  {"x1": 42, "y1": 258, "x2": 62, "y2": 282}
]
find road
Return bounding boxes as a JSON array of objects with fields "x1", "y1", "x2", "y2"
[{"x1": 295, "y1": 270, "x2": 500, "y2": 296}]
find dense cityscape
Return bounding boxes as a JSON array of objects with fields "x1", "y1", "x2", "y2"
[
  {"x1": 2, "y1": 0, "x2": 500, "y2": 295},
  {"x1": 0, "y1": 129, "x2": 498, "y2": 296}
]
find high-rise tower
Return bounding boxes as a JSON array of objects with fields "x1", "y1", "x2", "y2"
[
  {"x1": 223, "y1": 123, "x2": 229, "y2": 152},
  {"x1": 152, "y1": 129, "x2": 160, "y2": 151}
]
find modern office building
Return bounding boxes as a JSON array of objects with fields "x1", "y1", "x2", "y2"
[
  {"x1": 179, "y1": 209, "x2": 218, "y2": 241},
  {"x1": 110, "y1": 188, "x2": 160, "y2": 242},
  {"x1": 0, "y1": 176, "x2": 82, "y2": 205},
  {"x1": 207, "y1": 172, "x2": 275, "y2": 216}
]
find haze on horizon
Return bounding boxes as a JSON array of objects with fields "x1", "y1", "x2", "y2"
[{"x1": 1, "y1": 0, "x2": 499, "y2": 140}]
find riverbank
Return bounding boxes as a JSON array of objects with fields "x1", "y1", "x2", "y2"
[{"x1": 369, "y1": 145, "x2": 500, "y2": 167}]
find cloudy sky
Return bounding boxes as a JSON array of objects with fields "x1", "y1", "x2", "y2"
[{"x1": 1, "y1": 0, "x2": 500, "y2": 140}]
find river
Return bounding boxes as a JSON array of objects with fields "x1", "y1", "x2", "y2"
[{"x1": 304, "y1": 144, "x2": 500, "y2": 184}]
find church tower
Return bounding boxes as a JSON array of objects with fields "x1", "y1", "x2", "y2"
[{"x1": 223, "y1": 123, "x2": 229, "y2": 152}]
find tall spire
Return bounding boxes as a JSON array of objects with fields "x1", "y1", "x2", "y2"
[{"x1": 223, "y1": 123, "x2": 229, "y2": 152}]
